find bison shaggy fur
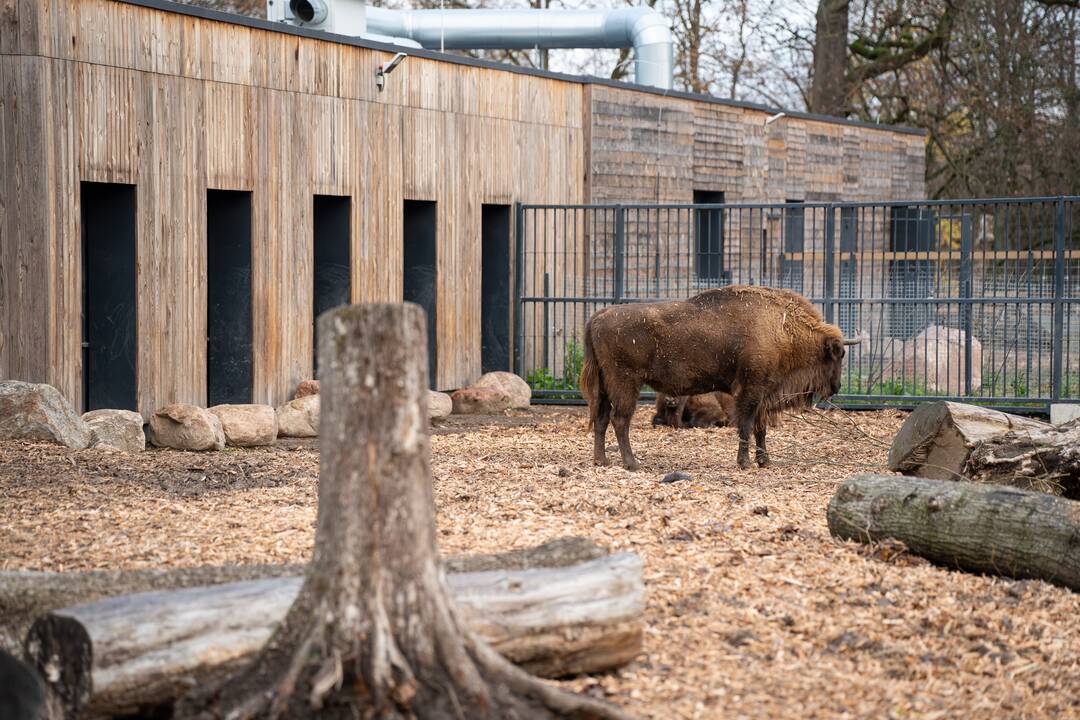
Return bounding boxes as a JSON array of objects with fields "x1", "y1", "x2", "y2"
[{"x1": 580, "y1": 286, "x2": 851, "y2": 470}]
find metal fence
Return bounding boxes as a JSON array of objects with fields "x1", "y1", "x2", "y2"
[{"x1": 514, "y1": 196, "x2": 1080, "y2": 412}]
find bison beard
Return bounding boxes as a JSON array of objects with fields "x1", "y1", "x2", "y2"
[{"x1": 581, "y1": 286, "x2": 858, "y2": 470}]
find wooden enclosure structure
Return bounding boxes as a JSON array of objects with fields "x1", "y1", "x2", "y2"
[{"x1": 0, "y1": 0, "x2": 926, "y2": 415}]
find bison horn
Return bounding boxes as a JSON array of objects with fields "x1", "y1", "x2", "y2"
[{"x1": 841, "y1": 333, "x2": 866, "y2": 346}]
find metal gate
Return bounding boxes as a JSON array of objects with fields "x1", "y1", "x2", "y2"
[{"x1": 514, "y1": 197, "x2": 1080, "y2": 412}]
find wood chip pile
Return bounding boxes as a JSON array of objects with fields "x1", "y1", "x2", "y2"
[{"x1": 2, "y1": 407, "x2": 1078, "y2": 718}]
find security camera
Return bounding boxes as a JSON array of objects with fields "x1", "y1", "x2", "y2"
[
  {"x1": 376, "y1": 52, "x2": 408, "y2": 92},
  {"x1": 289, "y1": 0, "x2": 327, "y2": 24}
]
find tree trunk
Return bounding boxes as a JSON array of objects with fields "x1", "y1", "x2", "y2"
[
  {"x1": 966, "y1": 420, "x2": 1080, "y2": 498},
  {"x1": 1, "y1": 536, "x2": 608, "y2": 661},
  {"x1": 178, "y1": 304, "x2": 632, "y2": 719},
  {"x1": 887, "y1": 401, "x2": 1051, "y2": 481},
  {"x1": 809, "y1": 0, "x2": 851, "y2": 116},
  {"x1": 24, "y1": 554, "x2": 643, "y2": 718},
  {"x1": 827, "y1": 473, "x2": 1080, "y2": 591}
]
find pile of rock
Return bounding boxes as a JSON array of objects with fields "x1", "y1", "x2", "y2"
[{"x1": 0, "y1": 371, "x2": 534, "y2": 452}]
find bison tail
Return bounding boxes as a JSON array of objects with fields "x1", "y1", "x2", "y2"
[{"x1": 579, "y1": 322, "x2": 602, "y2": 432}]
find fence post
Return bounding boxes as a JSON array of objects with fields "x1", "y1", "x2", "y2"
[
  {"x1": 1052, "y1": 197, "x2": 1066, "y2": 403},
  {"x1": 823, "y1": 205, "x2": 836, "y2": 324},
  {"x1": 614, "y1": 205, "x2": 626, "y2": 304},
  {"x1": 513, "y1": 202, "x2": 525, "y2": 377},
  {"x1": 960, "y1": 215, "x2": 974, "y2": 396},
  {"x1": 542, "y1": 272, "x2": 550, "y2": 382}
]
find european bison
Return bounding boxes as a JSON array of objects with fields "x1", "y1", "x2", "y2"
[
  {"x1": 580, "y1": 285, "x2": 861, "y2": 470},
  {"x1": 652, "y1": 391, "x2": 735, "y2": 429}
]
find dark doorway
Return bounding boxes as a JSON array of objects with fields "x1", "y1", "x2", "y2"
[
  {"x1": 81, "y1": 182, "x2": 138, "y2": 412},
  {"x1": 403, "y1": 200, "x2": 437, "y2": 387},
  {"x1": 481, "y1": 204, "x2": 511, "y2": 373},
  {"x1": 780, "y1": 200, "x2": 805, "y2": 291},
  {"x1": 313, "y1": 194, "x2": 351, "y2": 374},
  {"x1": 693, "y1": 190, "x2": 727, "y2": 283},
  {"x1": 206, "y1": 189, "x2": 253, "y2": 406},
  {"x1": 888, "y1": 205, "x2": 936, "y2": 338}
]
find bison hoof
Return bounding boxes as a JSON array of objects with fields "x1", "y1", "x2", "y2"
[
  {"x1": 737, "y1": 455, "x2": 751, "y2": 470},
  {"x1": 623, "y1": 458, "x2": 641, "y2": 471},
  {"x1": 756, "y1": 454, "x2": 771, "y2": 468},
  {"x1": 594, "y1": 455, "x2": 610, "y2": 467}
]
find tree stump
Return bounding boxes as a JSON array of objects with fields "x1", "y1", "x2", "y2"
[
  {"x1": 887, "y1": 401, "x2": 1051, "y2": 481},
  {"x1": 827, "y1": 473, "x2": 1080, "y2": 591},
  {"x1": 180, "y1": 304, "x2": 632, "y2": 719}
]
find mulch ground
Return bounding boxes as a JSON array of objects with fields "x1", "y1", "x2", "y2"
[{"x1": 2, "y1": 405, "x2": 1079, "y2": 719}]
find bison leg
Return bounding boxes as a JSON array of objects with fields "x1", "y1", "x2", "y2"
[
  {"x1": 673, "y1": 396, "x2": 688, "y2": 429},
  {"x1": 612, "y1": 410, "x2": 639, "y2": 471},
  {"x1": 593, "y1": 392, "x2": 613, "y2": 466},
  {"x1": 734, "y1": 391, "x2": 763, "y2": 470},
  {"x1": 754, "y1": 428, "x2": 770, "y2": 467}
]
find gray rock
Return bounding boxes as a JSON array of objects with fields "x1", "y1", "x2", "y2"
[
  {"x1": 0, "y1": 381, "x2": 92, "y2": 449},
  {"x1": 471, "y1": 371, "x2": 531, "y2": 409},
  {"x1": 276, "y1": 394, "x2": 320, "y2": 438},
  {"x1": 83, "y1": 409, "x2": 145, "y2": 452},
  {"x1": 148, "y1": 404, "x2": 225, "y2": 451},
  {"x1": 209, "y1": 404, "x2": 277, "y2": 447},
  {"x1": 660, "y1": 471, "x2": 692, "y2": 484}
]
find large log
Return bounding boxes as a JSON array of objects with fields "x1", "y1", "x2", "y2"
[
  {"x1": 888, "y1": 401, "x2": 1051, "y2": 481},
  {"x1": 25, "y1": 553, "x2": 644, "y2": 718},
  {"x1": 0, "y1": 535, "x2": 605, "y2": 660},
  {"x1": 827, "y1": 473, "x2": 1080, "y2": 591},
  {"x1": 967, "y1": 419, "x2": 1080, "y2": 498}
]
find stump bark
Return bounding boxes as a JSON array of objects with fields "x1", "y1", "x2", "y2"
[
  {"x1": 179, "y1": 304, "x2": 632, "y2": 719},
  {"x1": 887, "y1": 401, "x2": 1051, "y2": 481},
  {"x1": 966, "y1": 420, "x2": 1080, "y2": 498},
  {"x1": 828, "y1": 473, "x2": 1080, "y2": 591}
]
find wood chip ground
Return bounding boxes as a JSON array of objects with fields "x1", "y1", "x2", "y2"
[{"x1": 2, "y1": 406, "x2": 1078, "y2": 719}]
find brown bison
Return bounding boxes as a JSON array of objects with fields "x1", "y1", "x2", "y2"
[
  {"x1": 580, "y1": 285, "x2": 861, "y2": 470},
  {"x1": 652, "y1": 391, "x2": 735, "y2": 429}
]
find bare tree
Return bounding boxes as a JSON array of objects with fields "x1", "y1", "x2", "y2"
[{"x1": 180, "y1": 304, "x2": 630, "y2": 720}]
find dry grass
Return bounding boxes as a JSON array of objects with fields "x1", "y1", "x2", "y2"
[{"x1": 2, "y1": 406, "x2": 1079, "y2": 719}]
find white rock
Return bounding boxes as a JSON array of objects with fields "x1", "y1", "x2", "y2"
[
  {"x1": 883, "y1": 326, "x2": 983, "y2": 395},
  {"x1": 148, "y1": 404, "x2": 226, "y2": 451},
  {"x1": 0, "y1": 381, "x2": 92, "y2": 449},
  {"x1": 209, "y1": 404, "x2": 277, "y2": 447},
  {"x1": 428, "y1": 391, "x2": 453, "y2": 421},
  {"x1": 83, "y1": 409, "x2": 145, "y2": 452}
]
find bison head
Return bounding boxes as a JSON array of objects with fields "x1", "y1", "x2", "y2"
[{"x1": 822, "y1": 333, "x2": 864, "y2": 398}]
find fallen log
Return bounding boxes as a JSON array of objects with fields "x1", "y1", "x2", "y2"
[
  {"x1": 827, "y1": 473, "x2": 1080, "y2": 591},
  {"x1": 0, "y1": 535, "x2": 605, "y2": 660},
  {"x1": 967, "y1": 419, "x2": 1080, "y2": 498},
  {"x1": 888, "y1": 401, "x2": 1051, "y2": 481},
  {"x1": 25, "y1": 552, "x2": 644, "y2": 718}
]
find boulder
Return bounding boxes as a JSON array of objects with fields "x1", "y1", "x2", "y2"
[
  {"x1": 209, "y1": 404, "x2": 277, "y2": 447},
  {"x1": 0, "y1": 381, "x2": 92, "y2": 449},
  {"x1": 882, "y1": 325, "x2": 982, "y2": 395},
  {"x1": 293, "y1": 380, "x2": 320, "y2": 399},
  {"x1": 428, "y1": 391, "x2": 453, "y2": 421},
  {"x1": 148, "y1": 404, "x2": 225, "y2": 451},
  {"x1": 450, "y1": 387, "x2": 512, "y2": 415},
  {"x1": 82, "y1": 409, "x2": 145, "y2": 452},
  {"x1": 472, "y1": 371, "x2": 531, "y2": 409},
  {"x1": 276, "y1": 394, "x2": 320, "y2": 438}
]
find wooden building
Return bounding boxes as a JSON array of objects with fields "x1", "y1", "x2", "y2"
[{"x1": 0, "y1": 0, "x2": 925, "y2": 415}]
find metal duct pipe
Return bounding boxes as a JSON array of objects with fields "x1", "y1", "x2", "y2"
[{"x1": 365, "y1": 6, "x2": 674, "y2": 89}]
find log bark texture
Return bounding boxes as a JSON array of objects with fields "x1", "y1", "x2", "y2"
[
  {"x1": 1, "y1": 536, "x2": 607, "y2": 661},
  {"x1": 888, "y1": 401, "x2": 1051, "y2": 481},
  {"x1": 966, "y1": 420, "x2": 1080, "y2": 498},
  {"x1": 828, "y1": 473, "x2": 1080, "y2": 591},
  {"x1": 179, "y1": 304, "x2": 630, "y2": 719},
  {"x1": 25, "y1": 554, "x2": 643, "y2": 717}
]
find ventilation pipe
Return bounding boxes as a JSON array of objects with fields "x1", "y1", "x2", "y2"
[
  {"x1": 268, "y1": 0, "x2": 674, "y2": 90},
  {"x1": 365, "y1": 6, "x2": 673, "y2": 89}
]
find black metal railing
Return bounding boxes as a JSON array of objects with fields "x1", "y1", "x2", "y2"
[{"x1": 514, "y1": 196, "x2": 1080, "y2": 412}]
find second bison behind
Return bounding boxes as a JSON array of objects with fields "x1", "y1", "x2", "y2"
[{"x1": 580, "y1": 285, "x2": 860, "y2": 470}]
